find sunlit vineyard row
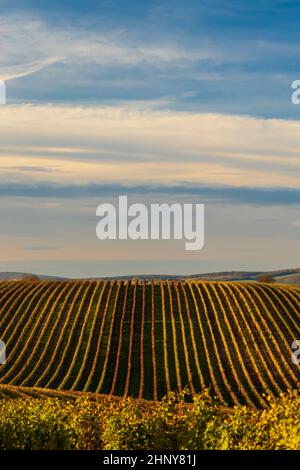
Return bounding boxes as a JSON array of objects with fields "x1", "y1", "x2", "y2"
[{"x1": 0, "y1": 280, "x2": 299, "y2": 406}]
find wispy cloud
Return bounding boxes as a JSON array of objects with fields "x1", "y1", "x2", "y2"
[
  {"x1": 0, "y1": 14, "x2": 214, "y2": 69},
  {"x1": 23, "y1": 245, "x2": 62, "y2": 252},
  {"x1": 0, "y1": 105, "x2": 300, "y2": 192},
  {"x1": 0, "y1": 181, "x2": 299, "y2": 206},
  {"x1": 0, "y1": 165, "x2": 57, "y2": 173},
  {"x1": 291, "y1": 220, "x2": 300, "y2": 227},
  {"x1": 3, "y1": 12, "x2": 293, "y2": 81},
  {"x1": 0, "y1": 56, "x2": 63, "y2": 82},
  {"x1": 1, "y1": 12, "x2": 298, "y2": 118}
]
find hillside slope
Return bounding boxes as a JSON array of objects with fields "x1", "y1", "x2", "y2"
[
  {"x1": 1, "y1": 268, "x2": 300, "y2": 283},
  {"x1": 277, "y1": 273, "x2": 300, "y2": 285},
  {"x1": 0, "y1": 279, "x2": 299, "y2": 407}
]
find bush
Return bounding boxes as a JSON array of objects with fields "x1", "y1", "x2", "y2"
[
  {"x1": 0, "y1": 398, "x2": 77, "y2": 449},
  {"x1": 102, "y1": 398, "x2": 150, "y2": 450},
  {"x1": 256, "y1": 274, "x2": 275, "y2": 283},
  {"x1": 0, "y1": 390, "x2": 298, "y2": 450},
  {"x1": 22, "y1": 274, "x2": 40, "y2": 282}
]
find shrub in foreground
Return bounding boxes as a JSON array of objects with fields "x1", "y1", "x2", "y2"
[{"x1": 0, "y1": 390, "x2": 299, "y2": 450}]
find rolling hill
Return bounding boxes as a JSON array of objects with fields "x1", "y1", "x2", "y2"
[
  {"x1": 0, "y1": 267, "x2": 300, "y2": 283},
  {"x1": 0, "y1": 279, "x2": 299, "y2": 407}
]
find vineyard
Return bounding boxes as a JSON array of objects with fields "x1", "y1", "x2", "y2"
[{"x1": 0, "y1": 279, "x2": 299, "y2": 407}]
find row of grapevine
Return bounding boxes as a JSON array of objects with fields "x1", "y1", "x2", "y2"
[
  {"x1": 22, "y1": 281, "x2": 81, "y2": 387},
  {"x1": 10, "y1": 282, "x2": 71, "y2": 385},
  {"x1": 0, "y1": 282, "x2": 57, "y2": 382},
  {"x1": 211, "y1": 283, "x2": 265, "y2": 406}
]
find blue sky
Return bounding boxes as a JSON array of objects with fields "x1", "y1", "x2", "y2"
[
  {"x1": 2, "y1": 0, "x2": 300, "y2": 117},
  {"x1": 0, "y1": 1, "x2": 300, "y2": 277}
]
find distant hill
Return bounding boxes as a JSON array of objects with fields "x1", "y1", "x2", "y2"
[
  {"x1": 0, "y1": 272, "x2": 67, "y2": 281},
  {"x1": 193, "y1": 268, "x2": 300, "y2": 284},
  {"x1": 276, "y1": 272, "x2": 300, "y2": 285},
  {"x1": 0, "y1": 268, "x2": 299, "y2": 284}
]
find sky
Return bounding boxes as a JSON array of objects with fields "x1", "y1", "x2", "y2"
[{"x1": 0, "y1": 0, "x2": 300, "y2": 277}]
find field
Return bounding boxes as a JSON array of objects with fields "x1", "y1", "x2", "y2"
[{"x1": 0, "y1": 279, "x2": 299, "y2": 408}]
